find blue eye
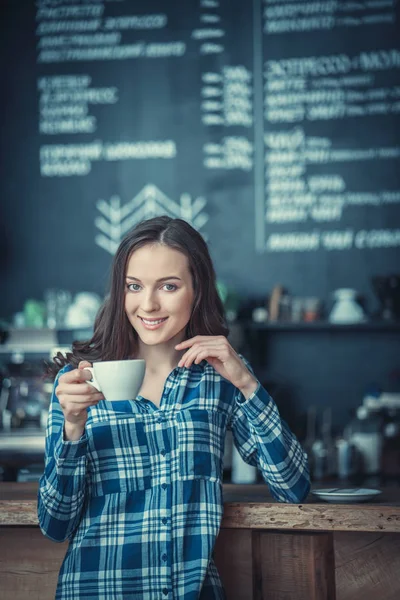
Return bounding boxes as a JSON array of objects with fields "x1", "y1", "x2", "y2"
[
  {"x1": 127, "y1": 283, "x2": 141, "y2": 292},
  {"x1": 163, "y1": 283, "x2": 177, "y2": 291}
]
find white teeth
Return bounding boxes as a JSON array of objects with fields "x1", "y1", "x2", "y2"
[{"x1": 142, "y1": 318, "x2": 166, "y2": 325}]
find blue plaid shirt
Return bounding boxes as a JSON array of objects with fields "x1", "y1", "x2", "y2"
[{"x1": 38, "y1": 357, "x2": 310, "y2": 600}]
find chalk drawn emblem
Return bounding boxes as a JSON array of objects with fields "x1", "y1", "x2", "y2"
[{"x1": 95, "y1": 184, "x2": 208, "y2": 254}]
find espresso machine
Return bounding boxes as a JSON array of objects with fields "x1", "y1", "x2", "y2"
[{"x1": 371, "y1": 275, "x2": 400, "y2": 321}]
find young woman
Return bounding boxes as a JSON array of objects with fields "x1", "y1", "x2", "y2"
[{"x1": 38, "y1": 216, "x2": 310, "y2": 600}]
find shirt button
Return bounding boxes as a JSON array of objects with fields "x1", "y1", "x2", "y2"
[
  {"x1": 162, "y1": 517, "x2": 167, "y2": 524},
  {"x1": 162, "y1": 553, "x2": 167, "y2": 561},
  {"x1": 160, "y1": 449, "x2": 166, "y2": 456},
  {"x1": 162, "y1": 589, "x2": 168, "y2": 596},
  {"x1": 161, "y1": 483, "x2": 167, "y2": 490}
]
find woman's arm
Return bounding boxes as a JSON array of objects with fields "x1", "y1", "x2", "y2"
[
  {"x1": 228, "y1": 358, "x2": 310, "y2": 503},
  {"x1": 175, "y1": 336, "x2": 310, "y2": 503},
  {"x1": 37, "y1": 365, "x2": 89, "y2": 542}
]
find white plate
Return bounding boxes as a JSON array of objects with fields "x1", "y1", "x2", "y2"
[{"x1": 311, "y1": 488, "x2": 382, "y2": 503}]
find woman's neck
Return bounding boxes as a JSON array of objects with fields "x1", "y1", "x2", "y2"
[{"x1": 136, "y1": 331, "x2": 186, "y2": 374}]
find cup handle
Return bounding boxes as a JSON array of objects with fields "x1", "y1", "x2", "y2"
[{"x1": 83, "y1": 367, "x2": 102, "y2": 393}]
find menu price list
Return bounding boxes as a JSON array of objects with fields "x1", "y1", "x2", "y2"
[{"x1": 258, "y1": 0, "x2": 400, "y2": 253}]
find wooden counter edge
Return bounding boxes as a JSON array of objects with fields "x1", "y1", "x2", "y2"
[{"x1": 1, "y1": 500, "x2": 400, "y2": 532}]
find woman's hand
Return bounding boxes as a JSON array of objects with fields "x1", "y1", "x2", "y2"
[
  {"x1": 175, "y1": 336, "x2": 258, "y2": 398},
  {"x1": 56, "y1": 361, "x2": 104, "y2": 431}
]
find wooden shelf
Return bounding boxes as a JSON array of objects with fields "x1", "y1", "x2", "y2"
[
  {"x1": 0, "y1": 323, "x2": 398, "y2": 356},
  {"x1": 0, "y1": 327, "x2": 93, "y2": 355},
  {"x1": 245, "y1": 321, "x2": 400, "y2": 332}
]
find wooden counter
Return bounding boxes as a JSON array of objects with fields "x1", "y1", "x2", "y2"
[{"x1": 1, "y1": 483, "x2": 400, "y2": 600}]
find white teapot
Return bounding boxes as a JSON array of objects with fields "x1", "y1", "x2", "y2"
[{"x1": 329, "y1": 288, "x2": 366, "y2": 324}]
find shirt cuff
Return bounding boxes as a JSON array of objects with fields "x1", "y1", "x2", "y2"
[
  {"x1": 234, "y1": 382, "x2": 277, "y2": 422},
  {"x1": 54, "y1": 426, "x2": 88, "y2": 462}
]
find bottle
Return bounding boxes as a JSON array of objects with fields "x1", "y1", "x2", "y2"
[
  {"x1": 336, "y1": 437, "x2": 353, "y2": 481},
  {"x1": 303, "y1": 406, "x2": 317, "y2": 477},
  {"x1": 380, "y1": 393, "x2": 400, "y2": 483},
  {"x1": 321, "y1": 407, "x2": 337, "y2": 479},
  {"x1": 335, "y1": 425, "x2": 362, "y2": 481},
  {"x1": 381, "y1": 418, "x2": 400, "y2": 483},
  {"x1": 310, "y1": 439, "x2": 327, "y2": 481},
  {"x1": 310, "y1": 407, "x2": 337, "y2": 482},
  {"x1": 309, "y1": 408, "x2": 330, "y2": 482},
  {"x1": 349, "y1": 406, "x2": 384, "y2": 482}
]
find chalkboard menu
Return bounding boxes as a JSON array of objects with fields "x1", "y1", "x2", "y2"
[{"x1": 1, "y1": 0, "x2": 400, "y2": 320}]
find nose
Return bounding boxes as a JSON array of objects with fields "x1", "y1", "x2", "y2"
[{"x1": 140, "y1": 290, "x2": 160, "y2": 313}]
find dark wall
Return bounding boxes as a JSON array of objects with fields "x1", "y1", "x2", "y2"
[{"x1": 1, "y1": 1, "x2": 400, "y2": 431}]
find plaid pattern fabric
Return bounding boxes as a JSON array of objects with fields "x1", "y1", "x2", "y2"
[{"x1": 38, "y1": 357, "x2": 310, "y2": 599}]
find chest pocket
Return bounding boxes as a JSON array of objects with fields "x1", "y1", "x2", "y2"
[
  {"x1": 86, "y1": 414, "x2": 151, "y2": 496},
  {"x1": 176, "y1": 409, "x2": 226, "y2": 481}
]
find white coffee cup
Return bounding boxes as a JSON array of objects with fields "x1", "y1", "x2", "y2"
[{"x1": 84, "y1": 359, "x2": 146, "y2": 401}]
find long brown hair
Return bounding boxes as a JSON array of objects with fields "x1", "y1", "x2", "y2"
[{"x1": 49, "y1": 216, "x2": 228, "y2": 377}]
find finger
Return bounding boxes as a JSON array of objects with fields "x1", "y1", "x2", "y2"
[
  {"x1": 178, "y1": 345, "x2": 207, "y2": 367},
  {"x1": 175, "y1": 336, "x2": 209, "y2": 350},
  {"x1": 178, "y1": 337, "x2": 228, "y2": 353},
  {"x1": 78, "y1": 362, "x2": 94, "y2": 382},
  {"x1": 66, "y1": 393, "x2": 104, "y2": 405},
  {"x1": 180, "y1": 344, "x2": 225, "y2": 368},
  {"x1": 80, "y1": 368, "x2": 94, "y2": 382},
  {"x1": 59, "y1": 368, "x2": 93, "y2": 385},
  {"x1": 79, "y1": 360, "x2": 93, "y2": 369},
  {"x1": 178, "y1": 339, "x2": 223, "y2": 365},
  {"x1": 59, "y1": 393, "x2": 104, "y2": 409},
  {"x1": 193, "y1": 348, "x2": 224, "y2": 365},
  {"x1": 176, "y1": 335, "x2": 227, "y2": 348},
  {"x1": 59, "y1": 368, "x2": 91, "y2": 384},
  {"x1": 57, "y1": 382, "x2": 100, "y2": 396},
  {"x1": 178, "y1": 344, "x2": 217, "y2": 367}
]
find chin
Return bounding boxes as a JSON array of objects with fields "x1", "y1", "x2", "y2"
[{"x1": 140, "y1": 329, "x2": 185, "y2": 347}]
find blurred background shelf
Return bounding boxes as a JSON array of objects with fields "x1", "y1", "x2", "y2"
[
  {"x1": 0, "y1": 327, "x2": 93, "y2": 355},
  {"x1": 245, "y1": 321, "x2": 400, "y2": 332}
]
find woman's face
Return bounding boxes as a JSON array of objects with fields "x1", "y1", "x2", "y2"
[{"x1": 124, "y1": 243, "x2": 194, "y2": 347}]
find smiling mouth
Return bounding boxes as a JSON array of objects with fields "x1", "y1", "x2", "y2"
[{"x1": 139, "y1": 317, "x2": 168, "y2": 326}]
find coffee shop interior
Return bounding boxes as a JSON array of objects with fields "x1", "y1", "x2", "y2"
[{"x1": 1, "y1": 1, "x2": 400, "y2": 599}]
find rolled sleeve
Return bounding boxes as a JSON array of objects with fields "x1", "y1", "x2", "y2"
[{"x1": 55, "y1": 428, "x2": 89, "y2": 463}]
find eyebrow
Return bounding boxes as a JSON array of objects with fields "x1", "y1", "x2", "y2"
[{"x1": 126, "y1": 276, "x2": 182, "y2": 283}]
